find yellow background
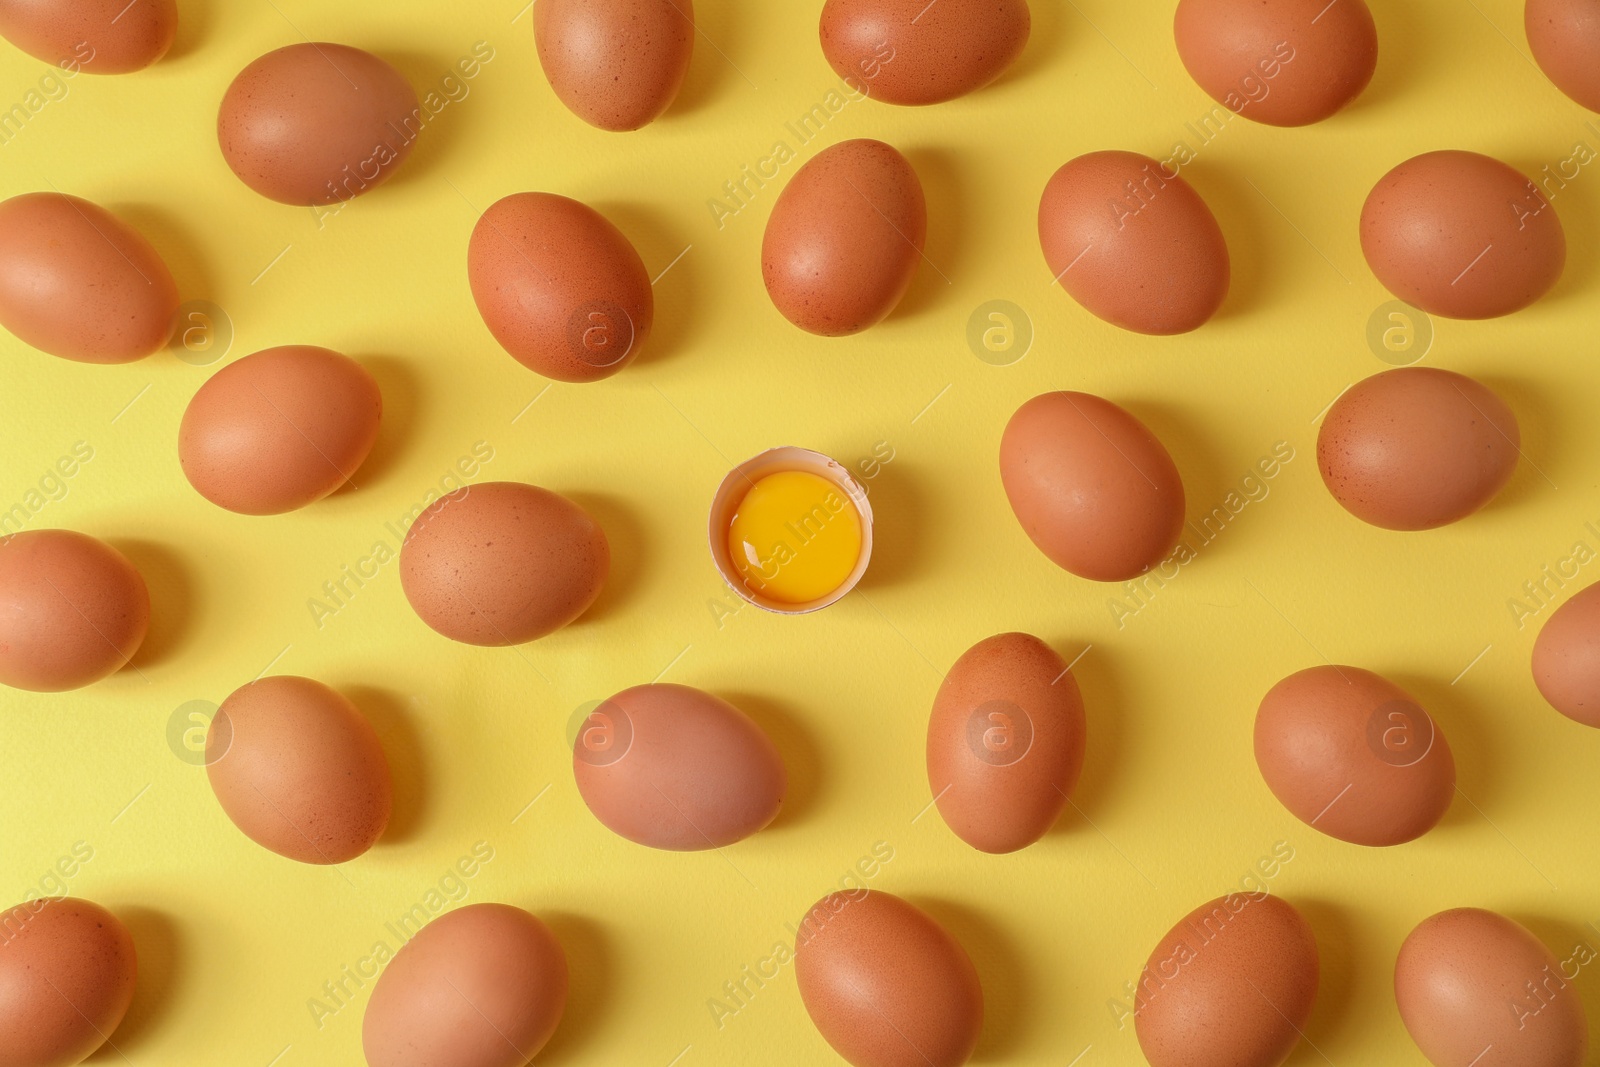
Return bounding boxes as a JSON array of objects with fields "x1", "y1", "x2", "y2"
[{"x1": 4, "y1": 1, "x2": 1599, "y2": 1064}]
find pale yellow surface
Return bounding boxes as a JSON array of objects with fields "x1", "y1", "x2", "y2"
[{"x1": 3, "y1": 1, "x2": 1600, "y2": 1064}]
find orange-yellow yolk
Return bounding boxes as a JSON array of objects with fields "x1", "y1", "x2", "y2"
[{"x1": 727, "y1": 471, "x2": 863, "y2": 605}]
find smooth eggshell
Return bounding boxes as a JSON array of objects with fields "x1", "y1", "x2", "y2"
[
  {"x1": 468, "y1": 192, "x2": 653, "y2": 382},
  {"x1": 1532, "y1": 581, "x2": 1600, "y2": 727},
  {"x1": 362, "y1": 903, "x2": 568, "y2": 1067},
  {"x1": 1255, "y1": 665, "x2": 1455, "y2": 846},
  {"x1": 928, "y1": 632, "x2": 1086, "y2": 853},
  {"x1": 0, "y1": 530, "x2": 149, "y2": 692},
  {"x1": 1361, "y1": 150, "x2": 1566, "y2": 319},
  {"x1": 1317, "y1": 367, "x2": 1520, "y2": 531},
  {"x1": 1174, "y1": 0, "x2": 1377, "y2": 126},
  {"x1": 795, "y1": 890, "x2": 983, "y2": 1067},
  {"x1": 1039, "y1": 151, "x2": 1230, "y2": 334},
  {"x1": 0, "y1": 0, "x2": 176, "y2": 73},
  {"x1": 535, "y1": 0, "x2": 694, "y2": 130},
  {"x1": 0, "y1": 896, "x2": 137, "y2": 1067},
  {"x1": 218, "y1": 43, "x2": 419, "y2": 206},
  {"x1": 819, "y1": 0, "x2": 1030, "y2": 105},
  {"x1": 179, "y1": 345, "x2": 383, "y2": 515},
  {"x1": 1135, "y1": 893, "x2": 1319, "y2": 1067},
  {"x1": 573, "y1": 683, "x2": 787, "y2": 849},
  {"x1": 1000, "y1": 391, "x2": 1186, "y2": 582},
  {"x1": 762, "y1": 138, "x2": 926, "y2": 336},
  {"x1": 399, "y1": 481, "x2": 609, "y2": 645},
  {"x1": 205, "y1": 676, "x2": 392, "y2": 864},
  {"x1": 1396, "y1": 908, "x2": 1588, "y2": 1067},
  {"x1": 1527, "y1": 0, "x2": 1600, "y2": 112},
  {"x1": 0, "y1": 192, "x2": 178, "y2": 364}
]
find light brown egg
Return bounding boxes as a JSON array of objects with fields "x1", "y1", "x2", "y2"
[
  {"x1": 795, "y1": 890, "x2": 983, "y2": 1067},
  {"x1": 1527, "y1": 0, "x2": 1600, "y2": 112},
  {"x1": 1174, "y1": 0, "x2": 1377, "y2": 126},
  {"x1": 573, "y1": 683, "x2": 786, "y2": 850},
  {"x1": 1361, "y1": 151, "x2": 1566, "y2": 319},
  {"x1": 0, "y1": 896, "x2": 137, "y2": 1067},
  {"x1": 1255, "y1": 665, "x2": 1454, "y2": 846},
  {"x1": 363, "y1": 903, "x2": 568, "y2": 1067},
  {"x1": 399, "y1": 481, "x2": 609, "y2": 646},
  {"x1": 0, "y1": 0, "x2": 176, "y2": 73},
  {"x1": 1039, "y1": 151, "x2": 1229, "y2": 335},
  {"x1": 819, "y1": 0, "x2": 1030, "y2": 106},
  {"x1": 0, "y1": 192, "x2": 178, "y2": 364},
  {"x1": 218, "y1": 43, "x2": 419, "y2": 206},
  {"x1": 927, "y1": 633, "x2": 1086, "y2": 854},
  {"x1": 1318, "y1": 368, "x2": 1520, "y2": 531},
  {"x1": 535, "y1": 0, "x2": 694, "y2": 130},
  {"x1": 999, "y1": 391, "x2": 1186, "y2": 582},
  {"x1": 468, "y1": 192, "x2": 653, "y2": 382},
  {"x1": 1532, "y1": 581, "x2": 1600, "y2": 727},
  {"x1": 762, "y1": 139, "x2": 926, "y2": 336},
  {"x1": 1135, "y1": 893, "x2": 1319, "y2": 1067},
  {"x1": 205, "y1": 676, "x2": 392, "y2": 864},
  {"x1": 1396, "y1": 908, "x2": 1588, "y2": 1067},
  {"x1": 0, "y1": 530, "x2": 148, "y2": 692}
]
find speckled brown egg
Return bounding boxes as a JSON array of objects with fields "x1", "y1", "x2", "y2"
[
  {"x1": 0, "y1": 0, "x2": 176, "y2": 73},
  {"x1": 1039, "y1": 151, "x2": 1230, "y2": 334},
  {"x1": 819, "y1": 0, "x2": 1030, "y2": 105},
  {"x1": 1135, "y1": 893, "x2": 1319, "y2": 1067},
  {"x1": 573, "y1": 684, "x2": 787, "y2": 850},
  {"x1": 1174, "y1": 0, "x2": 1377, "y2": 126},
  {"x1": 928, "y1": 633, "x2": 1086, "y2": 854},
  {"x1": 399, "y1": 481, "x2": 609, "y2": 646},
  {"x1": 0, "y1": 896, "x2": 137, "y2": 1067},
  {"x1": 1533, "y1": 581, "x2": 1600, "y2": 727},
  {"x1": 1527, "y1": 0, "x2": 1600, "y2": 112},
  {"x1": 205, "y1": 675, "x2": 392, "y2": 864},
  {"x1": 363, "y1": 903, "x2": 568, "y2": 1067},
  {"x1": 468, "y1": 192, "x2": 653, "y2": 382},
  {"x1": 1255, "y1": 665, "x2": 1455, "y2": 846},
  {"x1": 999, "y1": 391, "x2": 1186, "y2": 582},
  {"x1": 795, "y1": 890, "x2": 983, "y2": 1067},
  {"x1": 178, "y1": 345, "x2": 382, "y2": 516},
  {"x1": 1396, "y1": 908, "x2": 1588, "y2": 1067},
  {"x1": 762, "y1": 139, "x2": 926, "y2": 336},
  {"x1": 1318, "y1": 368, "x2": 1520, "y2": 531},
  {"x1": 218, "y1": 43, "x2": 419, "y2": 206},
  {"x1": 535, "y1": 0, "x2": 694, "y2": 130},
  {"x1": 0, "y1": 192, "x2": 178, "y2": 364},
  {"x1": 0, "y1": 529, "x2": 148, "y2": 692},
  {"x1": 1361, "y1": 151, "x2": 1566, "y2": 318}
]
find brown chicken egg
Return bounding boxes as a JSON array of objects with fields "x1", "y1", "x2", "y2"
[
  {"x1": 927, "y1": 632, "x2": 1086, "y2": 854},
  {"x1": 573, "y1": 683, "x2": 787, "y2": 850},
  {"x1": 795, "y1": 890, "x2": 983, "y2": 1067},
  {"x1": 535, "y1": 0, "x2": 694, "y2": 130},
  {"x1": 218, "y1": 43, "x2": 419, "y2": 206},
  {"x1": 1318, "y1": 368, "x2": 1520, "y2": 531},
  {"x1": 1255, "y1": 665, "x2": 1455, "y2": 846},
  {"x1": 762, "y1": 138, "x2": 926, "y2": 336},
  {"x1": 0, "y1": 192, "x2": 178, "y2": 364},
  {"x1": 1174, "y1": 0, "x2": 1378, "y2": 126},
  {"x1": 205, "y1": 676, "x2": 392, "y2": 865},
  {"x1": 1135, "y1": 893, "x2": 1319, "y2": 1067},
  {"x1": 0, "y1": 896, "x2": 137, "y2": 1067},
  {"x1": 0, "y1": 529, "x2": 148, "y2": 692},
  {"x1": 1532, "y1": 581, "x2": 1600, "y2": 727},
  {"x1": 1396, "y1": 908, "x2": 1589, "y2": 1067},
  {"x1": 1361, "y1": 151, "x2": 1566, "y2": 318},
  {"x1": 1000, "y1": 391, "x2": 1186, "y2": 582},
  {"x1": 819, "y1": 0, "x2": 1030, "y2": 105},
  {"x1": 179, "y1": 345, "x2": 382, "y2": 515},
  {"x1": 0, "y1": 0, "x2": 176, "y2": 73},
  {"x1": 363, "y1": 903, "x2": 568, "y2": 1067},
  {"x1": 468, "y1": 192, "x2": 653, "y2": 382},
  {"x1": 1527, "y1": 0, "x2": 1600, "y2": 112},
  {"x1": 400, "y1": 481, "x2": 609, "y2": 646}
]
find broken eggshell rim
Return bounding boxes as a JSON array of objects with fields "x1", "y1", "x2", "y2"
[{"x1": 708, "y1": 446, "x2": 875, "y2": 616}]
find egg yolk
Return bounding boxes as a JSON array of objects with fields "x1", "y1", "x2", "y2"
[{"x1": 727, "y1": 471, "x2": 863, "y2": 605}]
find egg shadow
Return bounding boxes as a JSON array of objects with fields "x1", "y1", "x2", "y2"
[
  {"x1": 1118, "y1": 401, "x2": 1239, "y2": 563},
  {"x1": 87, "y1": 906, "x2": 182, "y2": 1060},
  {"x1": 1469, "y1": 374, "x2": 1559, "y2": 517},
  {"x1": 1284, "y1": 897, "x2": 1358, "y2": 1065},
  {"x1": 562, "y1": 492, "x2": 646, "y2": 625},
  {"x1": 668, "y1": 0, "x2": 744, "y2": 119},
  {"x1": 1510, "y1": 914, "x2": 1600, "y2": 1028},
  {"x1": 991, "y1": 0, "x2": 1067, "y2": 88},
  {"x1": 1045, "y1": 637, "x2": 1123, "y2": 833},
  {"x1": 340, "y1": 355, "x2": 420, "y2": 495},
  {"x1": 720, "y1": 690, "x2": 821, "y2": 830},
  {"x1": 111, "y1": 539, "x2": 195, "y2": 671},
  {"x1": 589, "y1": 201, "x2": 696, "y2": 369},
  {"x1": 856, "y1": 459, "x2": 930, "y2": 590},
  {"x1": 536, "y1": 912, "x2": 612, "y2": 1066},
  {"x1": 910, "y1": 898, "x2": 1033, "y2": 1061},
  {"x1": 164, "y1": 0, "x2": 212, "y2": 63},
  {"x1": 1180, "y1": 162, "x2": 1278, "y2": 325},
  {"x1": 377, "y1": 52, "x2": 473, "y2": 190},
  {"x1": 108, "y1": 203, "x2": 219, "y2": 346},
  {"x1": 345, "y1": 685, "x2": 428, "y2": 844},
  {"x1": 1388, "y1": 672, "x2": 1497, "y2": 833},
  {"x1": 891, "y1": 147, "x2": 964, "y2": 324},
  {"x1": 1516, "y1": 155, "x2": 1600, "y2": 307},
  {"x1": 1342, "y1": 0, "x2": 1429, "y2": 119}
]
